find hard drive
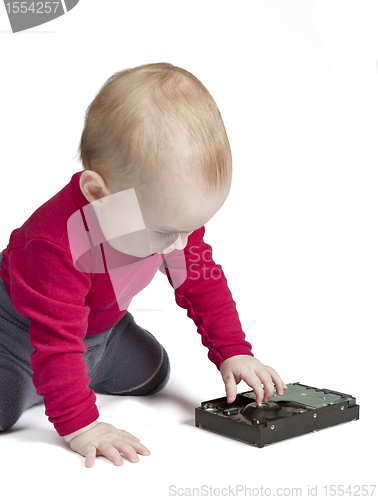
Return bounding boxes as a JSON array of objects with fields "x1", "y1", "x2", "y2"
[{"x1": 195, "y1": 382, "x2": 359, "y2": 448}]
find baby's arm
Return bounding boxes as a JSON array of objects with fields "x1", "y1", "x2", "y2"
[
  {"x1": 10, "y1": 240, "x2": 150, "y2": 467},
  {"x1": 167, "y1": 228, "x2": 287, "y2": 404},
  {"x1": 63, "y1": 420, "x2": 150, "y2": 468}
]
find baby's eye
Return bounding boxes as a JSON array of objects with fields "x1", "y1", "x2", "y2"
[{"x1": 158, "y1": 232, "x2": 176, "y2": 239}]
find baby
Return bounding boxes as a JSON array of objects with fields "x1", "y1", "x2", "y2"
[{"x1": 0, "y1": 62, "x2": 287, "y2": 467}]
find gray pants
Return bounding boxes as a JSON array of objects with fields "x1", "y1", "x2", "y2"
[{"x1": 0, "y1": 252, "x2": 170, "y2": 432}]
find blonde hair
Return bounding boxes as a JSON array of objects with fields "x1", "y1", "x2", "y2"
[{"x1": 75, "y1": 62, "x2": 232, "y2": 194}]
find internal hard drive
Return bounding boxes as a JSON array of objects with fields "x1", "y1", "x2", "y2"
[{"x1": 195, "y1": 383, "x2": 359, "y2": 448}]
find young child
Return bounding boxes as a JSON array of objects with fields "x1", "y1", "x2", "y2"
[{"x1": 0, "y1": 62, "x2": 287, "y2": 468}]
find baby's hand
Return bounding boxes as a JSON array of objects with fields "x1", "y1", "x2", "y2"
[
  {"x1": 63, "y1": 421, "x2": 151, "y2": 468},
  {"x1": 219, "y1": 355, "x2": 288, "y2": 406}
]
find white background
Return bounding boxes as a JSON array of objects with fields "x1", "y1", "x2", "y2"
[{"x1": 0, "y1": 1, "x2": 377, "y2": 498}]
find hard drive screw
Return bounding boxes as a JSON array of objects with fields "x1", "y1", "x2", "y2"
[
  {"x1": 313, "y1": 413, "x2": 317, "y2": 418},
  {"x1": 341, "y1": 406, "x2": 344, "y2": 411},
  {"x1": 271, "y1": 425, "x2": 275, "y2": 430}
]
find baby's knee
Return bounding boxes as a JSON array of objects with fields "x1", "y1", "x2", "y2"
[
  {"x1": 0, "y1": 411, "x2": 20, "y2": 432},
  {"x1": 124, "y1": 347, "x2": 171, "y2": 396},
  {"x1": 0, "y1": 390, "x2": 21, "y2": 432},
  {"x1": 142, "y1": 349, "x2": 171, "y2": 396}
]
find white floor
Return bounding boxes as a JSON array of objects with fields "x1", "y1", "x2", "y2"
[
  {"x1": 0, "y1": 2, "x2": 377, "y2": 498},
  {"x1": 0, "y1": 307, "x2": 374, "y2": 500}
]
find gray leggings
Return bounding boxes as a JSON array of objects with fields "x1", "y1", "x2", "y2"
[{"x1": 0, "y1": 252, "x2": 170, "y2": 432}]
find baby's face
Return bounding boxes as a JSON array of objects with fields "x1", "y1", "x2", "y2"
[
  {"x1": 80, "y1": 170, "x2": 230, "y2": 257},
  {"x1": 138, "y1": 176, "x2": 230, "y2": 255}
]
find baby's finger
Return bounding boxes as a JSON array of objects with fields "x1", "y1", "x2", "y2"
[
  {"x1": 257, "y1": 374, "x2": 275, "y2": 402},
  {"x1": 84, "y1": 445, "x2": 97, "y2": 468},
  {"x1": 242, "y1": 372, "x2": 265, "y2": 405},
  {"x1": 222, "y1": 373, "x2": 237, "y2": 404},
  {"x1": 113, "y1": 440, "x2": 140, "y2": 463},
  {"x1": 115, "y1": 438, "x2": 151, "y2": 460},
  {"x1": 97, "y1": 441, "x2": 124, "y2": 466},
  {"x1": 132, "y1": 440, "x2": 151, "y2": 455},
  {"x1": 264, "y1": 366, "x2": 287, "y2": 395}
]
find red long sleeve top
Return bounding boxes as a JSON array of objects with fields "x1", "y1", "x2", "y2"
[{"x1": 0, "y1": 171, "x2": 253, "y2": 436}]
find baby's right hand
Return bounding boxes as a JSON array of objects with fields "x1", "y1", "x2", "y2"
[{"x1": 63, "y1": 420, "x2": 151, "y2": 468}]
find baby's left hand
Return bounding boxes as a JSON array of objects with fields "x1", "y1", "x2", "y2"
[{"x1": 219, "y1": 355, "x2": 287, "y2": 406}]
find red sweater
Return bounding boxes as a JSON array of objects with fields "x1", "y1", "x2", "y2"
[{"x1": 0, "y1": 171, "x2": 253, "y2": 436}]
